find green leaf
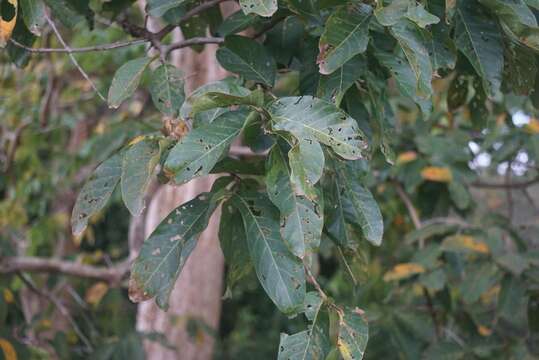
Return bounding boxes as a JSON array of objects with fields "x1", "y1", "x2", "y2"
[
  {"x1": 149, "y1": 64, "x2": 185, "y2": 117},
  {"x1": 181, "y1": 78, "x2": 250, "y2": 125},
  {"x1": 121, "y1": 138, "x2": 161, "y2": 217},
  {"x1": 43, "y1": 0, "x2": 89, "y2": 28},
  {"x1": 231, "y1": 191, "x2": 305, "y2": 315},
  {"x1": 269, "y1": 96, "x2": 369, "y2": 160},
  {"x1": 190, "y1": 88, "x2": 265, "y2": 115},
  {"x1": 479, "y1": 0, "x2": 536, "y2": 27},
  {"x1": 317, "y1": 55, "x2": 366, "y2": 105},
  {"x1": 147, "y1": 0, "x2": 189, "y2": 17},
  {"x1": 217, "y1": 10, "x2": 258, "y2": 36},
  {"x1": 454, "y1": 0, "x2": 504, "y2": 97},
  {"x1": 266, "y1": 145, "x2": 323, "y2": 258},
  {"x1": 318, "y1": 3, "x2": 372, "y2": 75},
  {"x1": 374, "y1": 49, "x2": 432, "y2": 115},
  {"x1": 108, "y1": 57, "x2": 153, "y2": 109},
  {"x1": 389, "y1": 19, "x2": 433, "y2": 98},
  {"x1": 374, "y1": 0, "x2": 408, "y2": 26},
  {"x1": 336, "y1": 307, "x2": 369, "y2": 360},
  {"x1": 71, "y1": 152, "x2": 123, "y2": 236},
  {"x1": 219, "y1": 199, "x2": 252, "y2": 288},
  {"x1": 405, "y1": 3, "x2": 439, "y2": 28},
  {"x1": 239, "y1": 0, "x2": 277, "y2": 17},
  {"x1": 164, "y1": 110, "x2": 247, "y2": 184},
  {"x1": 288, "y1": 138, "x2": 325, "y2": 199},
  {"x1": 129, "y1": 193, "x2": 217, "y2": 310},
  {"x1": 20, "y1": 0, "x2": 46, "y2": 36},
  {"x1": 216, "y1": 35, "x2": 276, "y2": 86},
  {"x1": 332, "y1": 160, "x2": 383, "y2": 246}
]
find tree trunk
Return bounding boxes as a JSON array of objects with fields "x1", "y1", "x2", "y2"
[{"x1": 133, "y1": 5, "x2": 236, "y2": 358}]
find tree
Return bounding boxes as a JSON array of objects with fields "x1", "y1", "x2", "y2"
[{"x1": 0, "y1": 0, "x2": 538, "y2": 359}]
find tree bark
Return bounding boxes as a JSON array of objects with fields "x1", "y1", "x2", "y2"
[{"x1": 133, "y1": 4, "x2": 236, "y2": 358}]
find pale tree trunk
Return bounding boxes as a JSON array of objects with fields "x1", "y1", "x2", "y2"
[{"x1": 132, "y1": 3, "x2": 237, "y2": 359}]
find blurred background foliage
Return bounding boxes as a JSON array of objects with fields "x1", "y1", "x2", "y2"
[{"x1": 1, "y1": 0, "x2": 539, "y2": 359}]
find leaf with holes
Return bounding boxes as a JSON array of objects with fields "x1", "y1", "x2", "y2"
[
  {"x1": 216, "y1": 35, "x2": 276, "y2": 86},
  {"x1": 164, "y1": 109, "x2": 248, "y2": 184},
  {"x1": 336, "y1": 307, "x2": 369, "y2": 360},
  {"x1": 190, "y1": 88, "x2": 265, "y2": 115},
  {"x1": 266, "y1": 144, "x2": 323, "y2": 258},
  {"x1": 277, "y1": 292, "x2": 330, "y2": 359},
  {"x1": 121, "y1": 137, "x2": 161, "y2": 217},
  {"x1": 0, "y1": 0, "x2": 17, "y2": 47},
  {"x1": 230, "y1": 191, "x2": 305, "y2": 315},
  {"x1": 317, "y1": 55, "x2": 366, "y2": 105},
  {"x1": 454, "y1": 0, "x2": 504, "y2": 97},
  {"x1": 129, "y1": 193, "x2": 217, "y2": 310},
  {"x1": 318, "y1": 3, "x2": 372, "y2": 75},
  {"x1": 269, "y1": 96, "x2": 369, "y2": 160},
  {"x1": 20, "y1": 0, "x2": 46, "y2": 36},
  {"x1": 149, "y1": 64, "x2": 185, "y2": 117},
  {"x1": 71, "y1": 152, "x2": 123, "y2": 236},
  {"x1": 239, "y1": 0, "x2": 277, "y2": 17},
  {"x1": 108, "y1": 57, "x2": 154, "y2": 109}
]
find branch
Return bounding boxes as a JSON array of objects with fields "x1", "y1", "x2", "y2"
[
  {"x1": 9, "y1": 38, "x2": 148, "y2": 53},
  {"x1": 164, "y1": 36, "x2": 224, "y2": 57},
  {"x1": 0, "y1": 256, "x2": 129, "y2": 284},
  {"x1": 470, "y1": 177, "x2": 539, "y2": 189},
  {"x1": 394, "y1": 181, "x2": 422, "y2": 230},
  {"x1": 45, "y1": 14, "x2": 107, "y2": 102}
]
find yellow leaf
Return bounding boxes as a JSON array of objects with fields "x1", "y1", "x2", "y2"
[
  {"x1": 85, "y1": 282, "x2": 109, "y2": 306},
  {"x1": 128, "y1": 135, "x2": 146, "y2": 146},
  {"x1": 442, "y1": 235, "x2": 489, "y2": 254},
  {"x1": 0, "y1": 338, "x2": 17, "y2": 360},
  {"x1": 383, "y1": 263, "x2": 425, "y2": 281},
  {"x1": 525, "y1": 118, "x2": 539, "y2": 134},
  {"x1": 0, "y1": 0, "x2": 17, "y2": 48},
  {"x1": 421, "y1": 166, "x2": 453, "y2": 183},
  {"x1": 478, "y1": 325, "x2": 492, "y2": 337},
  {"x1": 396, "y1": 151, "x2": 418, "y2": 165},
  {"x1": 3, "y1": 289, "x2": 14, "y2": 304}
]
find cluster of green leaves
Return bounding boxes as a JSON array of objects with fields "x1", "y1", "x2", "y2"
[{"x1": 3, "y1": 0, "x2": 539, "y2": 358}]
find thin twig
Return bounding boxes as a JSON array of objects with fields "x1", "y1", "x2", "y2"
[
  {"x1": 470, "y1": 177, "x2": 539, "y2": 189},
  {"x1": 17, "y1": 273, "x2": 94, "y2": 352},
  {"x1": 304, "y1": 262, "x2": 328, "y2": 302},
  {"x1": 394, "y1": 181, "x2": 422, "y2": 230},
  {"x1": 10, "y1": 37, "x2": 148, "y2": 53},
  {"x1": 45, "y1": 14, "x2": 107, "y2": 102},
  {"x1": 337, "y1": 246, "x2": 357, "y2": 286}
]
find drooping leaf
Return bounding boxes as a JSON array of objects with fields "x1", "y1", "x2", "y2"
[
  {"x1": 269, "y1": 96, "x2": 369, "y2": 160},
  {"x1": 230, "y1": 191, "x2": 305, "y2": 315},
  {"x1": 149, "y1": 64, "x2": 185, "y2": 117},
  {"x1": 333, "y1": 161, "x2": 383, "y2": 246},
  {"x1": 20, "y1": 0, "x2": 46, "y2": 36},
  {"x1": 317, "y1": 55, "x2": 366, "y2": 105},
  {"x1": 71, "y1": 152, "x2": 123, "y2": 236},
  {"x1": 219, "y1": 199, "x2": 252, "y2": 289},
  {"x1": 389, "y1": 19, "x2": 433, "y2": 98},
  {"x1": 216, "y1": 35, "x2": 276, "y2": 86},
  {"x1": 454, "y1": 0, "x2": 504, "y2": 97},
  {"x1": 121, "y1": 137, "x2": 161, "y2": 216},
  {"x1": 288, "y1": 138, "x2": 325, "y2": 199},
  {"x1": 147, "y1": 0, "x2": 189, "y2": 17},
  {"x1": 217, "y1": 10, "x2": 258, "y2": 36},
  {"x1": 336, "y1": 307, "x2": 369, "y2": 360},
  {"x1": 43, "y1": 0, "x2": 92, "y2": 28},
  {"x1": 405, "y1": 3, "x2": 439, "y2": 28},
  {"x1": 5, "y1": 11, "x2": 35, "y2": 67},
  {"x1": 108, "y1": 57, "x2": 153, "y2": 109},
  {"x1": 239, "y1": 0, "x2": 277, "y2": 17},
  {"x1": 129, "y1": 193, "x2": 217, "y2": 310},
  {"x1": 266, "y1": 144, "x2": 323, "y2": 258},
  {"x1": 374, "y1": 0, "x2": 408, "y2": 26},
  {"x1": 164, "y1": 110, "x2": 248, "y2": 184},
  {"x1": 318, "y1": 3, "x2": 372, "y2": 75}
]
